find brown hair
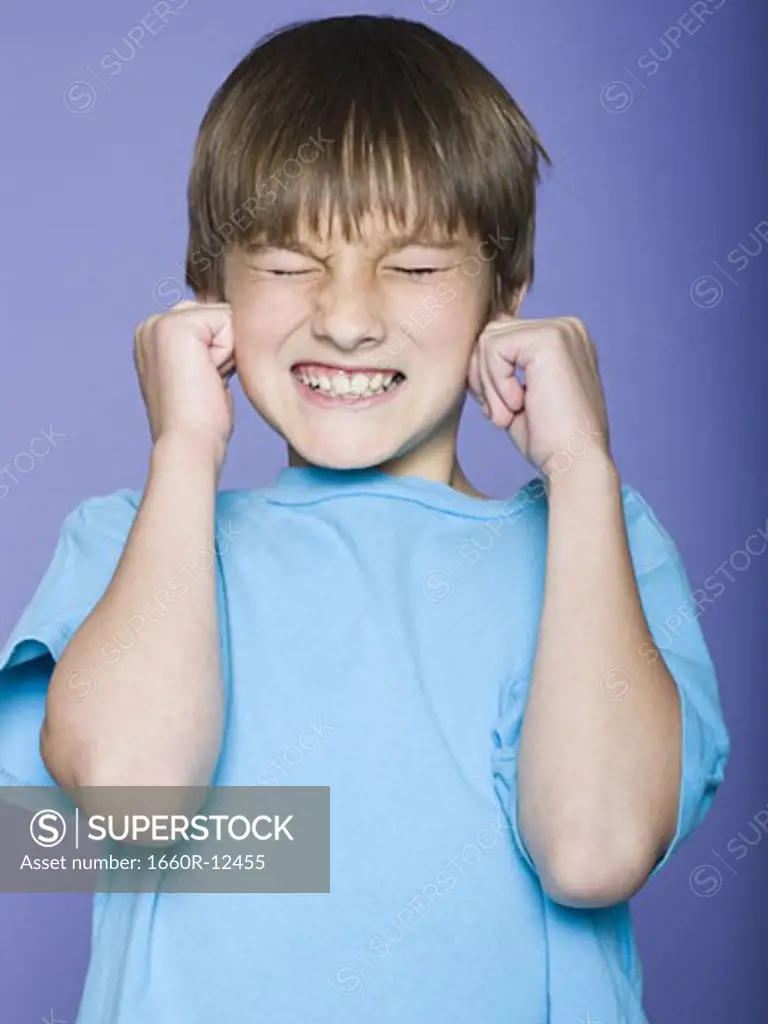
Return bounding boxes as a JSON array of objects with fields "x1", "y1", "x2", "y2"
[{"x1": 185, "y1": 14, "x2": 551, "y2": 313}]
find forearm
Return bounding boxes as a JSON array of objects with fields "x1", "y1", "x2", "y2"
[
  {"x1": 42, "y1": 434, "x2": 225, "y2": 793},
  {"x1": 517, "y1": 451, "x2": 681, "y2": 906}
]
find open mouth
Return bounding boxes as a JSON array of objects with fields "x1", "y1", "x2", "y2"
[{"x1": 291, "y1": 362, "x2": 407, "y2": 402}]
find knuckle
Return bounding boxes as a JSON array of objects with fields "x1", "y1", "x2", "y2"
[
  {"x1": 135, "y1": 313, "x2": 161, "y2": 337},
  {"x1": 566, "y1": 315, "x2": 588, "y2": 337},
  {"x1": 154, "y1": 312, "x2": 184, "y2": 340}
]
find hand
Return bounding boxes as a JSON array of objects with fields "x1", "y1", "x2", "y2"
[
  {"x1": 134, "y1": 299, "x2": 236, "y2": 469},
  {"x1": 468, "y1": 315, "x2": 611, "y2": 476}
]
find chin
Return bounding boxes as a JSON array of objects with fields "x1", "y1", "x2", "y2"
[
  {"x1": 289, "y1": 433, "x2": 404, "y2": 471},
  {"x1": 278, "y1": 399, "x2": 458, "y2": 472}
]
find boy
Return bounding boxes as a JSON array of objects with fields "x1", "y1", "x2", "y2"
[{"x1": 0, "y1": 14, "x2": 729, "y2": 1023}]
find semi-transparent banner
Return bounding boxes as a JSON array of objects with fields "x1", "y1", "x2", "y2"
[{"x1": 0, "y1": 786, "x2": 330, "y2": 893}]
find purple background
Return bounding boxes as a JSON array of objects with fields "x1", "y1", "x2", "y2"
[{"x1": 1, "y1": 0, "x2": 766, "y2": 1020}]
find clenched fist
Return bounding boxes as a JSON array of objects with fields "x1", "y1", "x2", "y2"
[
  {"x1": 133, "y1": 299, "x2": 236, "y2": 468},
  {"x1": 468, "y1": 315, "x2": 610, "y2": 476}
]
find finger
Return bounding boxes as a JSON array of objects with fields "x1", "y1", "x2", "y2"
[
  {"x1": 477, "y1": 344, "x2": 502, "y2": 422},
  {"x1": 478, "y1": 343, "x2": 514, "y2": 429},
  {"x1": 479, "y1": 319, "x2": 541, "y2": 373},
  {"x1": 202, "y1": 311, "x2": 235, "y2": 361},
  {"x1": 480, "y1": 313, "x2": 526, "y2": 337},
  {"x1": 488, "y1": 345, "x2": 526, "y2": 413},
  {"x1": 466, "y1": 347, "x2": 484, "y2": 403},
  {"x1": 168, "y1": 299, "x2": 201, "y2": 314},
  {"x1": 169, "y1": 299, "x2": 231, "y2": 313}
]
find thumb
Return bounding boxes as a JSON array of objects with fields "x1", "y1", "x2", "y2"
[{"x1": 467, "y1": 345, "x2": 484, "y2": 401}]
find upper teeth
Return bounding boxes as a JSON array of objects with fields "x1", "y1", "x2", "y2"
[{"x1": 294, "y1": 368, "x2": 402, "y2": 397}]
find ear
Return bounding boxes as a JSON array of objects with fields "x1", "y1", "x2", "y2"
[{"x1": 485, "y1": 281, "x2": 529, "y2": 329}]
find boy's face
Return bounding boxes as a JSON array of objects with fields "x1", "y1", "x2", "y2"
[{"x1": 222, "y1": 208, "x2": 498, "y2": 470}]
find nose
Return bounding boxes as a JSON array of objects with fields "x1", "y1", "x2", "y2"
[{"x1": 310, "y1": 265, "x2": 387, "y2": 352}]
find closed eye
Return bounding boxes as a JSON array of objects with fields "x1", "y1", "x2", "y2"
[
  {"x1": 263, "y1": 269, "x2": 313, "y2": 276},
  {"x1": 390, "y1": 267, "x2": 441, "y2": 278}
]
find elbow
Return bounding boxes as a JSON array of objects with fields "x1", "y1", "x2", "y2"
[
  {"x1": 40, "y1": 715, "x2": 80, "y2": 792},
  {"x1": 539, "y1": 834, "x2": 653, "y2": 908},
  {"x1": 40, "y1": 719, "x2": 211, "y2": 821}
]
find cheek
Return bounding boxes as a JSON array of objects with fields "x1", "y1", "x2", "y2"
[
  {"x1": 418, "y1": 316, "x2": 480, "y2": 369},
  {"x1": 399, "y1": 279, "x2": 488, "y2": 347},
  {"x1": 230, "y1": 296, "x2": 293, "y2": 365}
]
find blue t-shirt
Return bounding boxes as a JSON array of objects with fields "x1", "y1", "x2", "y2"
[{"x1": 0, "y1": 466, "x2": 730, "y2": 1023}]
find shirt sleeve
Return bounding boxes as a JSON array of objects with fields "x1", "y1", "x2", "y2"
[
  {"x1": 623, "y1": 485, "x2": 730, "y2": 877},
  {"x1": 492, "y1": 481, "x2": 731, "y2": 880},
  {"x1": 0, "y1": 490, "x2": 140, "y2": 788}
]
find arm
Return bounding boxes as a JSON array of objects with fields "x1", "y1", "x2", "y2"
[
  {"x1": 40, "y1": 300, "x2": 236, "y2": 813},
  {"x1": 516, "y1": 450, "x2": 681, "y2": 907},
  {"x1": 470, "y1": 313, "x2": 686, "y2": 907},
  {"x1": 41, "y1": 435, "x2": 223, "y2": 795}
]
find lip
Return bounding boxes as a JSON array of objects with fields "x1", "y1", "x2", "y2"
[
  {"x1": 290, "y1": 365, "x2": 407, "y2": 411},
  {"x1": 291, "y1": 360, "x2": 404, "y2": 375}
]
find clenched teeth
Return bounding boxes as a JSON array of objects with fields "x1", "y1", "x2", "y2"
[{"x1": 293, "y1": 367, "x2": 405, "y2": 397}]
